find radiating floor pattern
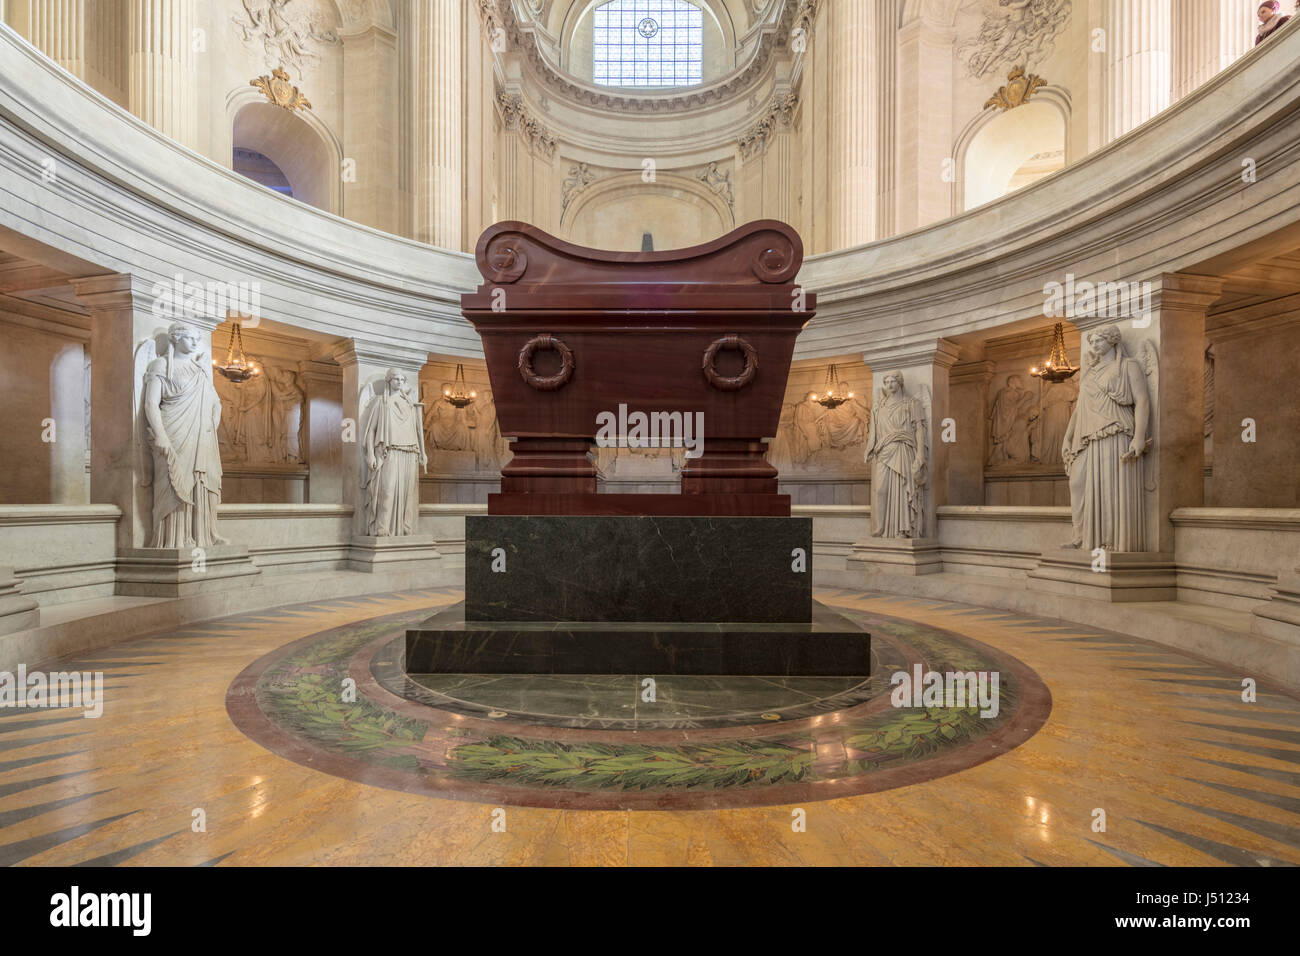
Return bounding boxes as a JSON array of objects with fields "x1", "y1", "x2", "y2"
[{"x1": 1, "y1": 586, "x2": 1298, "y2": 865}]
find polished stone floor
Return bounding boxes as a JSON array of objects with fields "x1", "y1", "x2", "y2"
[{"x1": 2, "y1": 586, "x2": 1298, "y2": 865}]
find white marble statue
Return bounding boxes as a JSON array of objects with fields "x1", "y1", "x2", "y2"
[
  {"x1": 134, "y1": 324, "x2": 227, "y2": 548},
  {"x1": 360, "y1": 368, "x2": 427, "y2": 536},
  {"x1": 1062, "y1": 324, "x2": 1158, "y2": 552},
  {"x1": 864, "y1": 371, "x2": 929, "y2": 539}
]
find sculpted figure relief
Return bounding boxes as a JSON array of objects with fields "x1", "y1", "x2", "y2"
[
  {"x1": 961, "y1": 0, "x2": 1073, "y2": 77},
  {"x1": 1033, "y1": 378, "x2": 1077, "y2": 466},
  {"x1": 1062, "y1": 325, "x2": 1157, "y2": 552},
  {"x1": 360, "y1": 369, "x2": 427, "y2": 537},
  {"x1": 987, "y1": 373, "x2": 1037, "y2": 465},
  {"x1": 767, "y1": 383, "x2": 870, "y2": 473},
  {"x1": 865, "y1": 372, "x2": 929, "y2": 539},
  {"x1": 214, "y1": 362, "x2": 305, "y2": 465},
  {"x1": 135, "y1": 324, "x2": 227, "y2": 549}
]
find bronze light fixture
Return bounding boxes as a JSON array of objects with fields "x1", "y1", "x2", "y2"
[
  {"x1": 1030, "y1": 322, "x2": 1078, "y2": 383},
  {"x1": 811, "y1": 363, "x2": 854, "y2": 409},
  {"x1": 443, "y1": 363, "x2": 477, "y2": 408},
  {"x1": 213, "y1": 323, "x2": 260, "y2": 383}
]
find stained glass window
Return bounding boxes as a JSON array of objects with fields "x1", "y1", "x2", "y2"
[{"x1": 593, "y1": 0, "x2": 703, "y2": 88}]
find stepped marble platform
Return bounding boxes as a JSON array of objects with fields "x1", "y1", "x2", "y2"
[{"x1": 407, "y1": 515, "x2": 870, "y2": 677}]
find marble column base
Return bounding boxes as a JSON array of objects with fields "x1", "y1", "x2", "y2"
[
  {"x1": 847, "y1": 537, "x2": 943, "y2": 576},
  {"x1": 405, "y1": 600, "x2": 870, "y2": 676},
  {"x1": 115, "y1": 546, "x2": 262, "y2": 597},
  {"x1": 1252, "y1": 569, "x2": 1300, "y2": 646},
  {"x1": 0, "y1": 567, "x2": 39, "y2": 635},
  {"x1": 347, "y1": 535, "x2": 442, "y2": 574},
  {"x1": 1027, "y1": 549, "x2": 1176, "y2": 603}
]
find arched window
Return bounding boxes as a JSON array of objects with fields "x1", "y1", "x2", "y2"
[{"x1": 593, "y1": 0, "x2": 703, "y2": 88}]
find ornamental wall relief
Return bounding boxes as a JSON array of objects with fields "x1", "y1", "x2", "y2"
[
  {"x1": 233, "y1": 0, "x2": 340, "y2": 79},
  {"x1": 767, "y1": 367, "x2": 872, "y2": 475},
  {"x1": 213, "y1": 359, "x2": 306, "y2": 466},
  {"x1": 960, "y1": 0, "x2": 1072, "y2": 79}
]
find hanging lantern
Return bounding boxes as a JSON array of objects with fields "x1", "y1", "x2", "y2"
[
  {"x1": 1030, "y1": 322, "x2": 1078, "y2": 383},
  {"x1": 443, "y1": 363, "x2": 477, "y2": 408},
  {"x1": 812, "y1": 364, "x2": 854, "y2": 409},
  {"x1": 213, "y1": 323, "x2": 261, "y2": 383}
]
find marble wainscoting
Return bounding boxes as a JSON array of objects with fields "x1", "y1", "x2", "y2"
[
  {"x1": 1172, "y1": 508, "x2": 1300, "y2": 611},
  {"x1": 0, "y1": 505, "x2": 120, "y2": 606}
]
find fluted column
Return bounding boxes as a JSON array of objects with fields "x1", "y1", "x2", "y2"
[
  {"x1": 128, "y1": 0, "x2": 197, "y2": 150},
  {"x1": 14, "y1": 0, "x2": 86, "y2": 78},
  {"x1": 829, "y1": 0, "x2": 876, "y2": 248},
  {"x1": 1172, "y1": 0, "x2": 1254, "y2": 101},
  {"x1": 1102, "y1": 0, "x2": 1172, "y2": 143},
  {"x1": 413, "y1": 0, "x2": 462, "y2": 250}
]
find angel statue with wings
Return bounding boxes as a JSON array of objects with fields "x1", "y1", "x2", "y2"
[
  {"x1": 1061, "y1": 323, "x2": 1158, "y2": 552},
  {"x1": 864, "y1": 371, "x2": 929, "y2": 539},
  {"x1": 134, "y1": 323, "x2": 228, "y2": 549},
  {"x1": 359, "y1": 368, "x2": 427, "y2": 537}
]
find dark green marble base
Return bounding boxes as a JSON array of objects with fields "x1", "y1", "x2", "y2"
[
  {"x1": 465, "y1": 515, "x2": 812, "y2": 623},
  {"x1": 404, "y1": 601, "x2": 870, "y2": 676}
]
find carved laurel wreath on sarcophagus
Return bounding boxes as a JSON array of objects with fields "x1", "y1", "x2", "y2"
[{"x1": 470, "y1": 221, "x2": 808, "y2": 397}]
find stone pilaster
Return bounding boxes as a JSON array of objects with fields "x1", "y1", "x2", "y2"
[
  {"x1": 1172, "y1": 0, "x2": 1253, "y2": 100},
  {"x1": 894, "y1": 15, "x2": 954, "y2": 231},
  {"x1": 71, "y1": 274, "x2": 259, "y2": 595},
  {"x1": 1102, "y1": 0, "x2": 1172, "y2": 143},
  {"x1": 1204, "y1": 301, "x2": 1300, "y2": 508},
  {"x1": 341, "y1": 21, "x2": 400, "y2": 234},
  {"x1": 128, "y1": 0, "x2": 197, "y2": 150},
  {"x1": 71, "y1": 273, "x2": 163, "y2": 552},
  {"x1": 332, "y1": 339, "x2": 440, "y2": 572},
  {"x1": 412, "y1": 0, "x2": 462, "y2": 249},
  {"x1": 847, "y1": 338, "x2": 959, "y2": 575},
  {"x1": 829, "y1": 0, "x2": 877, "y2": 248},
  {"x1": 297, "y1": 359, "x2": 344, "y2": 504},
  {"x1": 1028, "y1": 273, "x2": 1223, "y2": 602},
  {"x1": 10, "y1": 0, "x2": 85, "y2": 78},
  {"x1": 947, "y1": 359, "x2": 995, "y2": 506}
]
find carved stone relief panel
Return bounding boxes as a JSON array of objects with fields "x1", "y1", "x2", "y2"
[
  {"x1": 213, "y1": 359, "x2": 306, "y2": 466},
  {"x1": 419, "y1": 365, "x2": 510, "y2": 476},
  {"x1": 959, "y1": 0, "x2": 1073, "y2": 79},
  {"x1": 233, "y1": 0, "x2": 341, "y2": 78},
  {"x1": 767, "y1": 364, "x2": 872, "y2": 475}
]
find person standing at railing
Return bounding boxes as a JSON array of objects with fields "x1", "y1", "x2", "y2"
[{"x1": 1256, "y1": 1, "x2": 1292, "y2": 44}]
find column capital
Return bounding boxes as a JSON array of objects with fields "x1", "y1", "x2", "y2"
[
  {"x1": 862, "y1": 337, "x2": 960, "y2": 372},
  {"x1": 297, "y1": 358, "x2": 344, "y2": 387},
  {"x1": 331, "y1": 338, "x2": 430, "y2": 373},
  {"x1": 69, "y1": 272, "x2": 153, "y2": 311},
  {"x1": 949, "y1": 359, "x2": 996, "y2": 386},
  {"x1": 1152, "y1": 273, "x2": 1225, "y2": 313}
]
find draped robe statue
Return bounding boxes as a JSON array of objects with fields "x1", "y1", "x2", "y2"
[
  {"x1": 360, "y1": 369, "x2": 427, "y2": 536},
  {"x1": 140, "y1": 324, "x2": 227, "y2": 548},
  {"x1": 1062, "y1": 325, "x2": 1154, "y2": 552},
  {"x1": 864, "y1": 372, "x2": 928, "y2": 539}
]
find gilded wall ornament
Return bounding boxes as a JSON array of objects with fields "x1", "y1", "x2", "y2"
[
  {"x1": 251, "y1": 67, "x2": 313, "y2": 112},
  {"x1": 984, "y1": 66, "x2": 1047, "y2": 111}
]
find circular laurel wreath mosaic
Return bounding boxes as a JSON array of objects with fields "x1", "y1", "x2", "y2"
[{"x1": 227, "y1": 603, "x2": 1051, "y2": 810}]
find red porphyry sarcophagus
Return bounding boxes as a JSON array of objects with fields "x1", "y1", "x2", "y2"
[{"x1": 459, "y1": 220, "x2": 816, "y2": 516}]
